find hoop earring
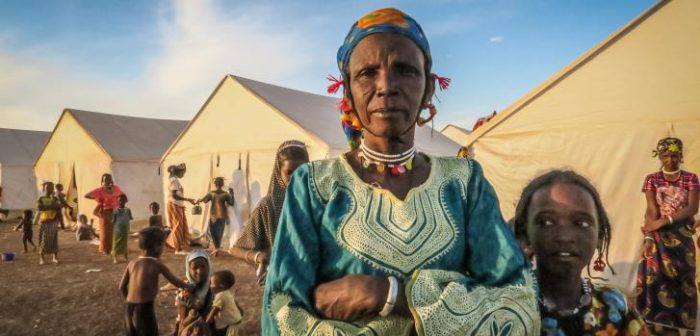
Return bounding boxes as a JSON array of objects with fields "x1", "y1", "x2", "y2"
[{"x1": 417, "y1": 102, "x2": 437, "y2": 126}]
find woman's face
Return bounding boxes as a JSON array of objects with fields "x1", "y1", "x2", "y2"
[
  {"x1": 45, "y1": 183, "x2": 54, "y2": 195},
  {"x1": 346, "y1": 33, "x2": 432, "y2": 139},
  {"x1": 102, "y1": 175, "x2": 114, "y2": 187},
  {"x1": 280, "y1": 159, "x2": 306, "y2": 186},
  {"x1": 525, "y1": 183, "x2": 599, "y2": 277},
  {"x1": 659, "y1": 151, "x2": 681, "y2": 171},
  {"x1": 189, "y1": 257, "x2": 209, "y2": 283}
]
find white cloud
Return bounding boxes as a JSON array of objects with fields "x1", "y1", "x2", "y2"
[
  {"x1": 0, "y1": 0, "x2": 325, "y2": 130},
  {"x1": 145, "y1": 0, "x2": 320, "y2": 99},
  {"x1": 489, "y1": 36, "x2": 504, "y2": 43}
]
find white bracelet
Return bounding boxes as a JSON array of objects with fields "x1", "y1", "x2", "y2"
[
  {"x1": 667, "y1": 215, "x2": 674, "y2": 224},
  {"x1": 379, "y1": 276, "x2": 399, "y2": 317},
  {"x1": 253, "y1": 251, "x2": 262, "y2": 264},
  {"x1": 644, "y1": 236, "x2": 655, "y2": 242}
]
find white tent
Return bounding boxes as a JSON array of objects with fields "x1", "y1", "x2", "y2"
[
  {"x1": 161, "y1": 75, "x2": 460, "y2": 234},
  {"x1": 440, "y1": 124, "x2": 471, "y2": 146},
  {"x1": 463, "y1": 0, "x2": 700, "y2": 291},
  {"x1": 34, "y1": 109, "x2": 187, "y2": 220},
  {"x1": 0, "y1": 128, "x2": 49, "y2": 211}
]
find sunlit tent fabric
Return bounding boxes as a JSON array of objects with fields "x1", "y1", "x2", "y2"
[
  {"x1": 440, "y1": 124, "x2": 471, "y2": 146},
  {"x1": 161, "y1": 75, "x2": 460, "y2": 237},
  {"x1": 463, "y1": 0, "x2": 700, "y2": 291},
  {"x1": 34, "y1": 109, "x2": 187, "y2": 220},
  {"x1": 0, "y1": 128, "x2": 49, "y2": 210}
]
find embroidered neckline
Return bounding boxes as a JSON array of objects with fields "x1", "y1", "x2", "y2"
[{"x1": 339, "y1": 153, "x2": 435, "y2": 203}]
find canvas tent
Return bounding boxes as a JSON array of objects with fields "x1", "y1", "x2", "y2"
[
  {"x1": 0, "y1": 128, "x2": 49, "y2": 211},
  {"x1": 161, "y1": 75, "x2": 460, "y2": 235},
  {"x1": 440, "y1": 124, "x2": 471, "y2": 145},
  {"x1": 34, "y1": 109, "x2": 187, "y2": 220},
  {"x1": 463, "y1": 0, "x2": 700, "y2": 291}
]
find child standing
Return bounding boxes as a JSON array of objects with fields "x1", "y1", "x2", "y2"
[
  {"x1": 513, "y1": 170, "x2": 649, "y2": 335},
  {"x1": 14, "y1": 209, "x2": 37, "y2": 253},
  {"x1": 206, "y1": 270, "x2": 243, "y2": 336},
  {"x1": 119, "y1": 227, "x2": 193, "y2": 336},
  {"x1": 37, "y1": 182, "x2": 61, "y2": 265},
  {"x1": 112, "y1": 194, "x2": 132, "y2": 264},
  {"x1": 148, "y1": 202, "x2": 164, "y2": 228},
  {"x1": 197, "y1": 177, "x2": 234, "y2": 256},
  {"x1": 55, "y1": 183, "x2": 73, "y2": 230}
]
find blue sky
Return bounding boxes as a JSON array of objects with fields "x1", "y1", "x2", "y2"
[{"x1": 0, "y1": 0, "x2": 656, "y2": 131}]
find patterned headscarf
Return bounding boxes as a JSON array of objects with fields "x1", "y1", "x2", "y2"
[
  {"x1": 336, "y1": 8, "x2": 431, "y2": 74},
  {"x1": 330, "y1": 8, "x2": 449, "y2": 150},
  {"x1": 234, "y1": 140, "x2": 309, "y2": 254},
  {"x1": 652, "y1": 137, "x2": 683, "y2": 157}
]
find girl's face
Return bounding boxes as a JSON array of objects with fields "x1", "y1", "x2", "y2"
[
  {"x1": 659, "y1": 151, "x2": 682, "y2": 171},
  {"x1": 119, "y1": 197, "x2": 127, "y2": 207},
  {"x1": 189, "y1": 258, "x2": 209, "y2": 283},
  {"x1": 525, "y1": 182, "x2": 599, "y2": 277},
  {"x1": 280, "y1": 159, "x2": 306, "y2": 186}
]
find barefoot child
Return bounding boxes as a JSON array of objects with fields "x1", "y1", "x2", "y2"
[
  {"x1": 37, "y1": 182, "x2": 61, "y2": 265},
  {"x1": 14, "y1": 209, "x2": 37, "y2": 252},
  {"x1": 112, "y1": 194, "x2": 132, "y2": 263},
  {"x1": 119, "y1": 227, "x2": 193, "y2": 336},
  {"x1": 76, "y1": 214, "x2": 98, "y2": 241},
  {"x1": 197, "y1": 177, "x2": 233, "y2": 256},
  {"x1": 206, "y1": 270, "x2": 243, "y2": 336},
  {"x1": 513, "y1": 170, "x2": 649, "y2": 335}
]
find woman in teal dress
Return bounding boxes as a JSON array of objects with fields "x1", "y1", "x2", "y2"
[{"x1": 262, "y1": 8, "x2": 540, "y2": 335}]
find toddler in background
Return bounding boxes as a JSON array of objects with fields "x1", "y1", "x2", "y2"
[{"x1": 14, "y1": 209, "x2": 36, "y2": 252}]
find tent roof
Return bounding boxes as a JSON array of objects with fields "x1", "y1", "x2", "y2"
[
  {"x1": 464, "y1": 0, "x2": 668, "y2": 145},
  {"x1": 440, "y1": 124, "x2": 471, "y2": 134},
  {"x1": 61, "y1": 109, "x2": 187, "y2": 162},
  {"x1": 232, "y1": 75, "x2": 460, "y2": 155},
  {"x1": 0, "y1": 128, "x2": 50, "y2": 166}
]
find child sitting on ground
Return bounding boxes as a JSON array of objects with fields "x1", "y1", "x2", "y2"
[
  {"x1": 14, "y1": 209, "x2": 36, "y2": 253},
  {"x1": 206, "y1": 270, "x2": 243, "y2": 336},
  {"x1": 513, "y1": 170, "x2": 649, "y2": 335},
  {"x1": 119, "y1": 227, "x2": 193, "y2": 336},
  {"x1": 112, "y1": 194, "x2": 132, "y2": 264},
  {"x1": 75, "y1": 214, "x2": 98, "y2": 241}
]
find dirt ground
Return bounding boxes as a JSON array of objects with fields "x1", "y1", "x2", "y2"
[{"x1": 0, "y1": 219, "x2": 263, "y2": 336}]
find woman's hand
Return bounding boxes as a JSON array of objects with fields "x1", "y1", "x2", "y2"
[
  {"x1": 642, "y1": 218, "x2": 668, "y2": 233},
  {"x1": 313, "y1": 274, "x2": 388, "y2": 322}
]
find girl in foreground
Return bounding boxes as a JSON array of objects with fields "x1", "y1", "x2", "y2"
[{"x1": 514, "y1": 170, "x2": 649, "y2": 335}]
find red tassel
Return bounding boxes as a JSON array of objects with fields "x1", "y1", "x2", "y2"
[
  {"x1": 432, "y1": 74, "x2": 451, "y2": 91},
  {"x1": 326, "y1": 74, "x2": 343, "y2": 94},
  {"x1": 593, "y1": 258, "x2": 606, "y2": 272},
  {"x1": 338, "y1": 99, "x2": 353, "y2": 113}
]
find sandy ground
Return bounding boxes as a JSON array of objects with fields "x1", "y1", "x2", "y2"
[{"x1": 0, "y1": 219, "x2": 263, "y2": 336}]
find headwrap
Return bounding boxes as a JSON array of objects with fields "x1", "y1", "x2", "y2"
[
  {"x1": 336, "y1": 8, "x2": 431, "y2": 74},
  {"x1": 329, "y1": 8, "x2": 450, "y2": 150},
  {"x1": 652, "y1": 137, "x2": 683, "y2": 157},
  {"x1": 185, "y1": 249, "x2": 212, "y2": 302},
  {"x1": 234, "y1": 140, "x2": 309, "y2": 254}
]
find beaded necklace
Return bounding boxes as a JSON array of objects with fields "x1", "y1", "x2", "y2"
[
  {"x1": 540, "y1": 278, "x2": 593, "y2": 336},
  {"x1": 358, "y1": 141, "x2": 416, "y2": 175}
]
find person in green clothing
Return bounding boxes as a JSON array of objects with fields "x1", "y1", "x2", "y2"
[
  {"x1": 261, "y1": 8, "x2": 539, "y2": 335},
  {"x1": 112, "y1": 194, "x2": 132, "y2": 264}
]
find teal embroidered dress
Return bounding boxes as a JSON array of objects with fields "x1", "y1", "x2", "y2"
[{"x1": 262, "y1": 156, "x2": 540, "y2": 335}]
